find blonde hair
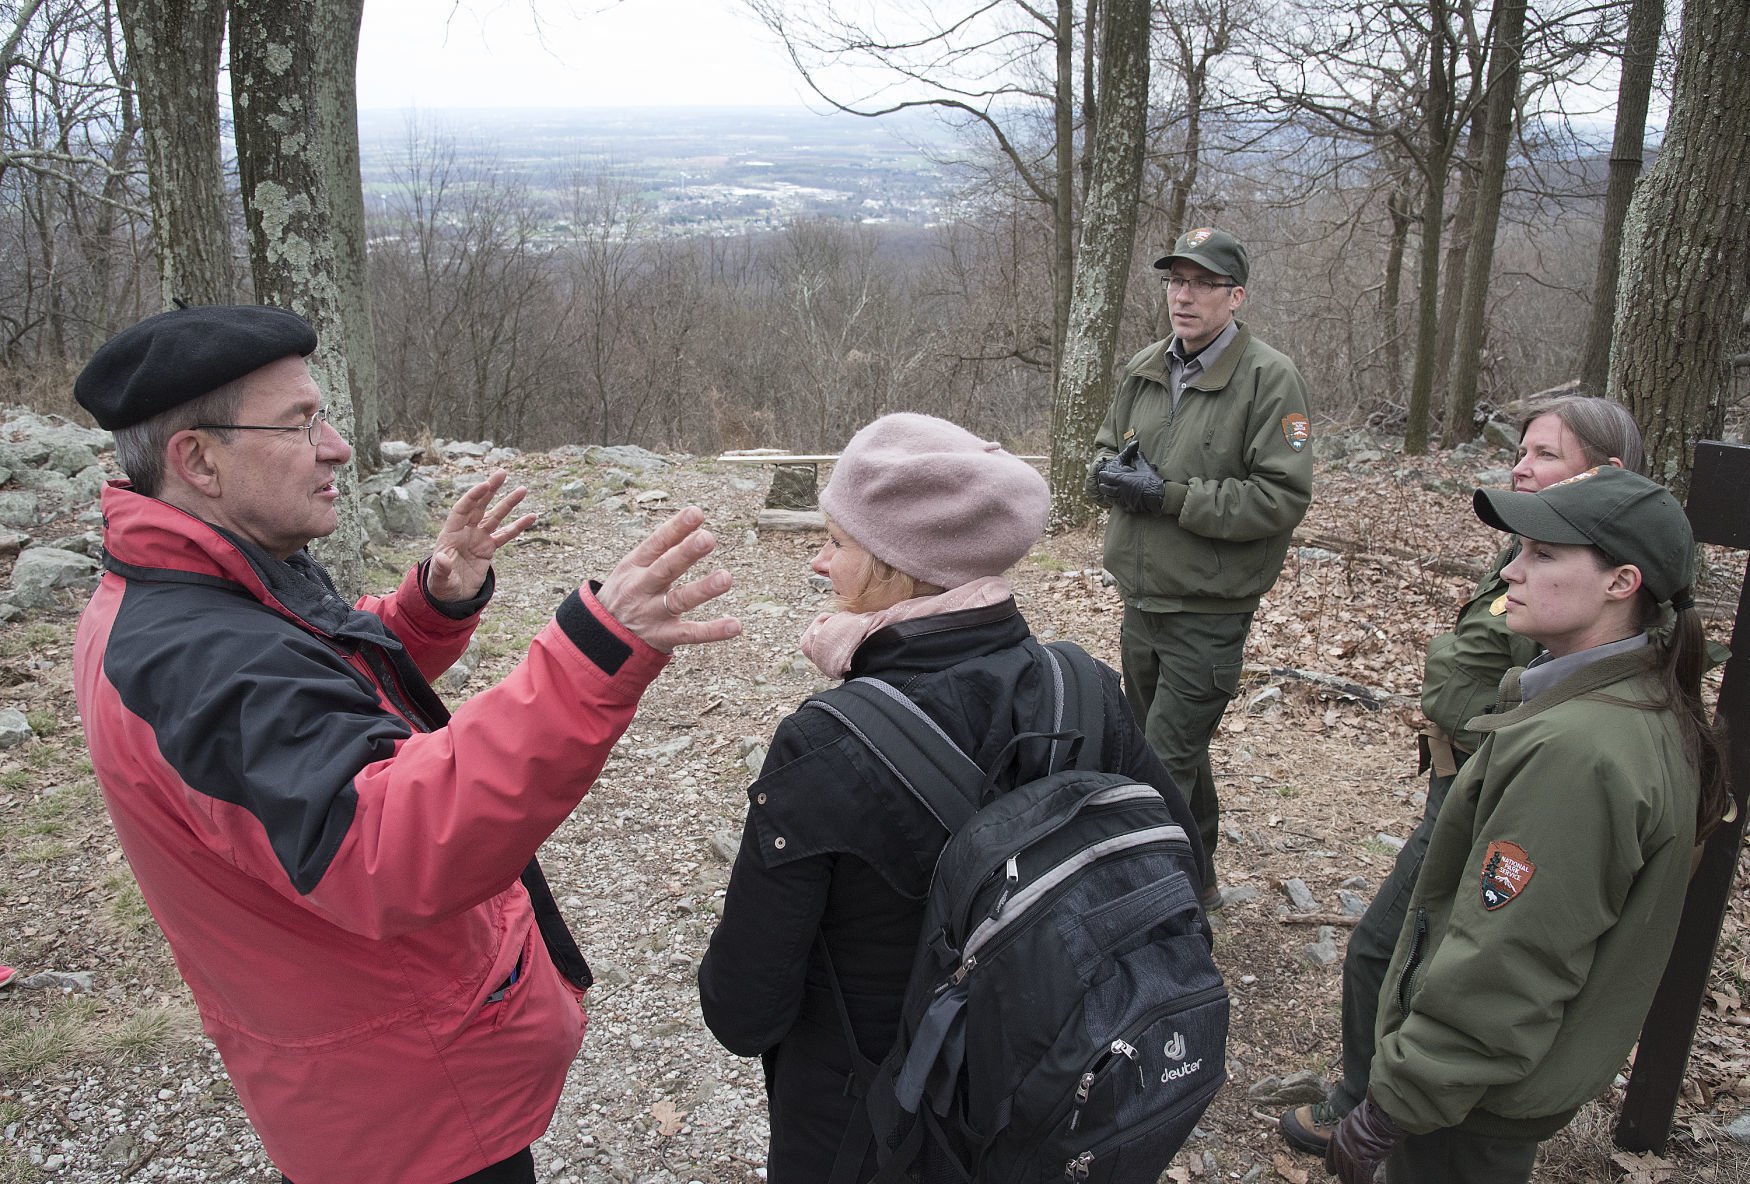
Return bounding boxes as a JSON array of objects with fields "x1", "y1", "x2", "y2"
[{"x1": 826, "y1": 516, "x2": 943, "y2": 613}]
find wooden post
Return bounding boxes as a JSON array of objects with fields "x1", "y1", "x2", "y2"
[{"x1": 1616, "y1": 441, "x2": 1750, "y2": 1153}]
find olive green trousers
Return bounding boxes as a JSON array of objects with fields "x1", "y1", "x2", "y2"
[
  {"x1": 1386, "y1": 1125, "x2": 1537, "y2": 1184},
  {"x1": 1119, "y1": 606, "x2": 1252, "y2": 888}
]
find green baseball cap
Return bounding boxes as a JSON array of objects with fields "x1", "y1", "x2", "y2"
[
  {"x1": 1153, "y1": 227, "x2": 1249, "y2": 285},
  {"x1": 1472, "y1": 466, "x2": 1694, "y2": 603}
]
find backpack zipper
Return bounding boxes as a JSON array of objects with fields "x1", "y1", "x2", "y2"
[
  {"x1": 949, "y1": 783, "x2": 1174, "y2": 929},
  {"x1": 1058, "y1": 983, "x2": 1229, "y2": 1179},
  {"x1": 959, "y1": 824, "x2": 1190, "y2": 965},
  {"x1": 987, "y1": 855, "x2": 1020, "y2": 920},
  {"x1": 1062, "y1": 984, "x2": 1227, "y2": 1131},
  {"x1": 1068, "y1": 1040, "x2": 1143, "y2": 1131}
]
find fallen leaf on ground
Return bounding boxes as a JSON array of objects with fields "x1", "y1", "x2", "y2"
[
  {"x1": 1272, "y1": 1152, "x2": 1309, "y2": 1184},
  {"x1": 1610, "y1": 1149, "x2": 1676, "y2": 1183},
  {"x1": 651, "y1": 1098, "x2": 686, "y2": 1136}
]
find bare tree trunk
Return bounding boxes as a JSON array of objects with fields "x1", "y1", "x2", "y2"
[
  {"x1": 1433, "y1": 111, "x2": 1483, "y2": 391},
  {"x1": 1153, "y1": 0, "x2": 1237, "y2": 340},
  {"x1": 316, "y1": 0, "x2": 380, "y2": 471},
  {"x1": 1578, "y1": 0, "x2": 1662, "y2": 396},
  {"x1": 1381, "y1": 183, "x2": 1411, "y2": 395},
  {"x1": 1052, "y1": 0, "x2": 1076, "y2": 390},
  {"x1": 1051, "y1": 0, "x2": 1149, "y2": 531},
  {"x1": 88, "y1": 21, "x2": 145, "y2": 346},
  {"x1": 1405, "y1": 0, "x2": 1462, "y2": 455},
  {"x1": 231, "y1": 0, "x2": 361, "y2": 595},
  {"x1": 114, "y1": 0, "x2": 233, "y2": 306},
  {"x1": 1163, "y1": 62, "x2": 1204, "y2": 233},
  {"x1": 1080, "y1": 0, "x2": 1099, "y2": 201},
  {"x1": 1406, "y1": 180, "x2": 1447, "y2": 455},
  {"x1": 1444, "y1": 0, "x2": 1527, "y2": 442},
  {"x1": 1610, "y1": 0, "x2": 1750, "y2": 494}
]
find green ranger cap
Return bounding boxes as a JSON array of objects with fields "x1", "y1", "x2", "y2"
[
  {"x1": 1153, "y1": 227, "x2": 1249, "y2": 285},
  {"x1": 1472, "y1": 465, "x2": 1694, "y2": 603}
]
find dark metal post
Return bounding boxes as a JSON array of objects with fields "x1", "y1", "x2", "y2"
[{"x1": 1616, "y1": 442, "x2": 1750, "y2": 1152}]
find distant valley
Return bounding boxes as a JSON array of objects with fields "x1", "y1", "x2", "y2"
[{"x1": 356, "y1": 105, "x2": 972, "y2": 235}]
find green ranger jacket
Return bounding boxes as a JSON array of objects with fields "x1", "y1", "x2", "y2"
[
  {"x1": 1371, "y1": 646, "x2": 1698, "y2": 1140},
  {"x1": 1091, "y1": 323, "x2": 1313, "y2": 613},
  {"x1": 1420, "y1": 542, "x2": 1538, "y2": 755}
]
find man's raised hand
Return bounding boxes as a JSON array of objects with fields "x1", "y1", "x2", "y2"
[
  {"x1": 597, "y1": 506, "x2": 742, "y2": 653},
  {"x1": 427, "y1": 469, "x2": 537, "y2": 603}
]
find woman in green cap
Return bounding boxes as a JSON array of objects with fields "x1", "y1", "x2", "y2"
[
  {"x1": 1284, "y1": 394, "x2": 1645, "y2": 1153},
  {"x1": 1324, "y1": 465, "x2": 1728, "y2": 1184}
]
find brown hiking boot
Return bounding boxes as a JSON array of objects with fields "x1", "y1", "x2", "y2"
[{"x1": 1279, "y1": 1099, "x2": 1344, "y2": 1154}]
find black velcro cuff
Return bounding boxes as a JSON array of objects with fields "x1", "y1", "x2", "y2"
[
  {"x1": 555, "y1": 582, "x2": 632, "y2": 676},
  {"x1": 420, "y1": 560, "x2": 494, "y2": 619}
]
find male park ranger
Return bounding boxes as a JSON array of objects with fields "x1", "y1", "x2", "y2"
[{"x1": 1090, "y1": 228, "x2": 1313, "y2": 904}]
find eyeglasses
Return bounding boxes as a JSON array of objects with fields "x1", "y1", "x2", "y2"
[
  {"x1": 1163, "y1": 275, "x2": 1238, "y2": 295},
  {"x1": 193, "y1": 407, "x2": 330, "y2": 446}
]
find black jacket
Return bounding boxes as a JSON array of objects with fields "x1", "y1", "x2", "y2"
[{"x1": 698, "y1": 599, "x2": 1199, "y2": 1182}]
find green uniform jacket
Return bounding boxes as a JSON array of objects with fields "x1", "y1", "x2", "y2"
[
  {"x1": 1371, "y1": 647, "x2": 1698, "y2": 1140},
  {"x1": 1092, "y1": 323, "x2": 1313, "y2": 613},
  {"x1": 1420, "y1": 542, "x2": 1538, "y2": 754}
]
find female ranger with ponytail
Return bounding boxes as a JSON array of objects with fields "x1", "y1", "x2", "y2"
[{"x1": 1324, "y1": 466, "x2": 1730, "y2": 1184}]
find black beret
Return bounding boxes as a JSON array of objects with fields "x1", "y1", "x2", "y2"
[{"x1": 74, "y1": 305, "x2": 318, "y2": 430}]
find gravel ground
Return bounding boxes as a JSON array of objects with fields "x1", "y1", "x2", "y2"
[{"x1": 4, "y1": 437, "x2": 1748, "y2": 1183}]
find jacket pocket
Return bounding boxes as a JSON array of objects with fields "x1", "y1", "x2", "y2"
[
  {"x1": 1421, "y1": 633, "x2": 1506, "y2": 741},
  {"x1": 1211, "y1": 661, "x2": 1242, "y2": 701},
  {"x1": 1151, "y1": 528, "x2": 1224, "y2": 597},
  {"x1": 440, "y1": 917, "x2": 539, "y2": 1047}
]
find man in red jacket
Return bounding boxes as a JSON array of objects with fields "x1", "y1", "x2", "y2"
[{"x1": 72, "y1": 304, "x2": 740, "y2": 1184}]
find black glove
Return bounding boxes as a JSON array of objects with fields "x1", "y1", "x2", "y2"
[
  {"x1": 1087, "y1": 455, "x2": 1121, "y2": 506},
  {"x1": 1096, "y1": 440, "x2": 1166, "y2": 515},
  {"x1": 1324, "y1": 1095, "x2": 1404, "y2": 1184}
]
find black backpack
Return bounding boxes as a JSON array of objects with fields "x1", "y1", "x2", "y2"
[{"x1": 804, "y1": 640, "x2": 1228, "y2": 1183}]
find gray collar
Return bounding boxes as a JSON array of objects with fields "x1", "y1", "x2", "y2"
[
  {"x1": 1521, "y1": 632, "x2": 1649, "y2": 702},
  {"x1": 1168, "y1": 319, "x2": 1239, "y2": 405},
  {"x1": 1170, "y1": 317, "x2": 1239, "y2": 374}
]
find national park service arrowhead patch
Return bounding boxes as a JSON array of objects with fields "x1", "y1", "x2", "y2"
[
  {"x1": 1281, "y1": 413, "x2": 1310, "y2": 452},
  {"x1": 1480, "y1": 840, "x2": 1535, "y2": 910}
]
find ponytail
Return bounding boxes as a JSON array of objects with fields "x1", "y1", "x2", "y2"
[{"x1": 1655, "y1": 598, "x2": 1730, "y2": 840}]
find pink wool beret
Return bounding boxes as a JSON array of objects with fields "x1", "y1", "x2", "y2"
[{"x1": 820, "y1": 412, "x2": 1048, "y2": 589}]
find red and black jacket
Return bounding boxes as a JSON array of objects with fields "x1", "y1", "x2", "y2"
[{"x1": 75, "y1": 482, "x2": 668, "y2": 1183}]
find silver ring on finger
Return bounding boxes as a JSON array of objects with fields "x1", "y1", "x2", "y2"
[{"x1": 663, "y1": 587, "x2": 680, "y2": 617}]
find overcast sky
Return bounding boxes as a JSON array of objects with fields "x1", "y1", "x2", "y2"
[{"x1": 356, "y1": 0, "x2": 811, "y2": 110}]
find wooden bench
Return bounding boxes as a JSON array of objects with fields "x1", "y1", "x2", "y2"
[
  {"x1": 720, "y1": 449, "x2": 1048, "y2": 532},
  {"x1": 718, "y1": 451, "x2": 839, "y2": 530}
]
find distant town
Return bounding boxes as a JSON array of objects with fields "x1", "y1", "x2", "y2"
[{"x1": 356, "y1": 105, "x2": 972, "y2": 235}]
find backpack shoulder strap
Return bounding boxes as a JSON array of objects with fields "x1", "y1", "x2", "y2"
[
  {"x1": 806, "y1": 678, "x2": 984, "y2": 833},
  {"x1": 1043, "y1": 639, "x2": 1106, "y2": 772},
  {"x1": 803, "y1": 683, "x2": 986, "y2": 1183}
]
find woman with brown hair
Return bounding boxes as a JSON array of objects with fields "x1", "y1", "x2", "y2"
[
  {"x1": 1283, "y1": 395, "x2": 1646, "y2": 1153},
  {"x1": 1325, "y1": 465, "x2": 1727, "y2": 1183}
]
